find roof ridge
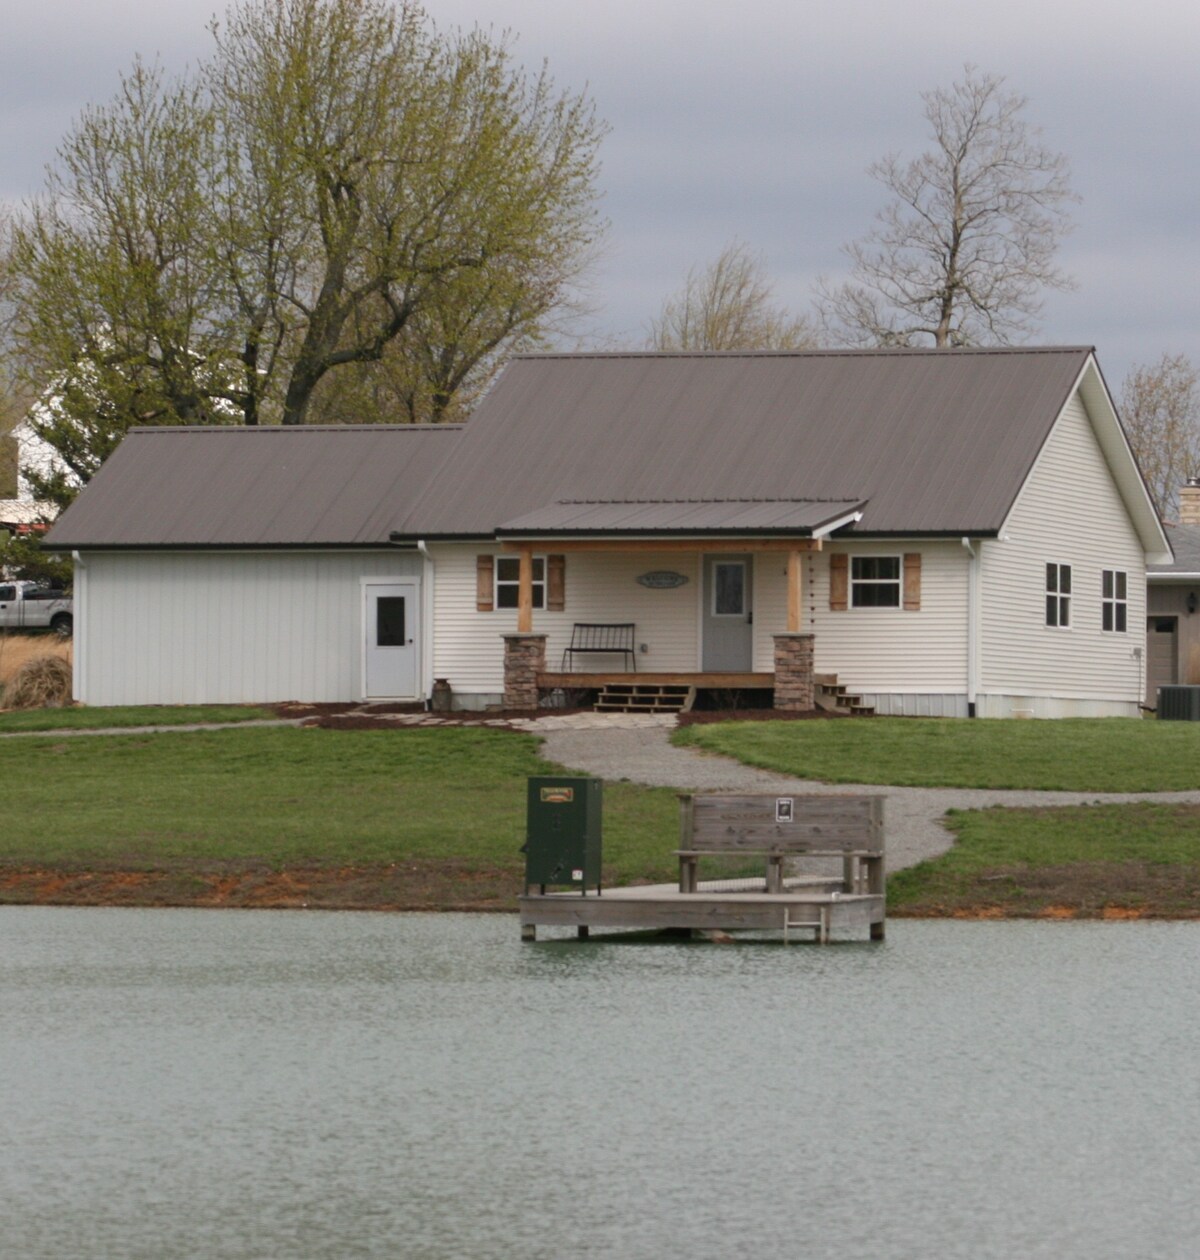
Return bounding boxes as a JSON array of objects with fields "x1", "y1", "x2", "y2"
[
  {"x1": 127, "y1": 423, "x2": 464, "y2": 435},
  {"x1": 515, "y1": 346, "x2": 1094, "y2": 362}
]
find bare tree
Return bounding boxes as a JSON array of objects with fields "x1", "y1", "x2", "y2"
[
  {"x1": 1121, "y1": 353, "x2": 1200, "y2": 520},
  {"x1": 817, "y1": 67, "x2": 1077, "y2": 348},
  {"x1": 648, "y1": 242, "x2": 815, "y2": 352}
]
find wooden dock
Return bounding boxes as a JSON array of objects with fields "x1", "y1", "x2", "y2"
[
  {"x1": 520, "y1": 793, "x2": 886, "y2": 944},
  {"x1": 519, "y1": 880, "x2": 884, "y2": 943}
]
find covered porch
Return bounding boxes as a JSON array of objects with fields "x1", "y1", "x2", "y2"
[{"x1": 499, "y1": 535, "x2": 826, "y2": 712}]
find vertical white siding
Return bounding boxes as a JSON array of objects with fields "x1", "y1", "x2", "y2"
[
  {"x1": 429, "y1": 545, "x2": 700, "y2": 694},
  {"x1": 752, "y1": 542, "x2": 969, "y2": 693},
  {"x1": 78, "y1": 550, "x2": 422, "y2": 705},
  {"x1": 980, "y1": 391, "x2": 1147, "y2": 711}
]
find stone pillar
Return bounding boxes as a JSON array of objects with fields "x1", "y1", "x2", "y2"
[
  {"x1": 503, "y1": 634, "x2": 546, "y2": 710},
  {"x1": 773, "y1": 633, "x2": 815, "y2": 712}
]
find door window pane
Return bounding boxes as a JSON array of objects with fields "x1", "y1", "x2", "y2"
[
  {"x1": 714, "y1": 563, "x2": 745, "y2": 615},
  {"x1": 376, "y1": 597, "x2": 406, "y2": 647}
]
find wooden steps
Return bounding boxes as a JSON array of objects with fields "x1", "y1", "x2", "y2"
[
  {"x1": 814, "y1": 673, "x2": 875, "y2": 717},
  {"x1": 595, "y1": 683, "x2": 697, "y2": 713}
]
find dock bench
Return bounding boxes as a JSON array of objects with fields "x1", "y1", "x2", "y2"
[
  {"x1": 561, "y1": 622, "x2": 637, "y2": 672},
  {"x1": 676, "y1": 793, "x2": 885, "y2": 939}
]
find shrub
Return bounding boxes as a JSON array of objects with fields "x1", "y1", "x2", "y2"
[{"x1": 4, "y1": 654, "x2": 73, "y2": 709}]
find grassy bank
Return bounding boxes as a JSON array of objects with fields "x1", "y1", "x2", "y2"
[
  {"x1": 0, "y1": 703, "x2": 279, "y2": 732},
  {"x1": 890, "y1": 803, "x2": 1200, "y2": 918},
  {"x1": 674, "y1": 717, "x2": 1200, "y2": 791},
  {"x1": 0, "y1": 725, "x2": 679, "y2": 909}
]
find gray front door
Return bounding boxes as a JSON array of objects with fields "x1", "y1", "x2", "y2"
[
  {"x1": 364, "y1": 581, "x2": 419, "y2": 699},
  {"x1": 702, "y1": 555, "x2": 753, "y2": 671},
  {"x1": 1146, "y1": 616, "x2": 1178, "y2": 707}
]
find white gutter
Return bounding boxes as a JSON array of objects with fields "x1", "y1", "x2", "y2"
[
  {"x1": 417, "y1": 540, "x2": 435, "y2": 702},
  {"x1": 961, "y1": 537, "x2": 980, "y2": 716},
  {"x1": 71, "y1": 550, "x2": 86, "y2": 703},
  {"x1": 812, "y1": 510, "x2": 865, "y2": 540}
]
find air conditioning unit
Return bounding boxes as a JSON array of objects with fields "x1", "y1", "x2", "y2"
[{"x1": 1157, "y1": 686, "x2": 1200, "y2": 720}]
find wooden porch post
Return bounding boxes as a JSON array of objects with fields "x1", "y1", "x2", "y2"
[
  {"x1": 787, "y1": 549, "x2": 803, "y2": 632},
  {"x1": 517, "y1": 544, "x2": 534, "y2": 633}
]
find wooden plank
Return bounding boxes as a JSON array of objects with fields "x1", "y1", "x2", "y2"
[
  {"x1": 829, "y1": 552, "x2": 848, "y2": 611},
  {"x1": 538, "y1": 672, "x2": 774, "y2": 688},
  {"x1": 903, "y1": 552, "x2": 921, "y2": 611},
  {"x1": 688, "y1": 794, "x2": 883, "y2": 853},
  {"x1": 787, "y1": 549, "x2": 803, "y2": 633},
  {"x1": 476, "y1": 554, "x2": 494, "y2": 612},
  {"x1": 546, "y1": 554, "x2": 566, "y2": 612},
  {"x1": 517, "y1": 544, "x2": 533, "y2": 633},
  {"x1": 502, "y1": 538, "x2": 823, "y2": 554}
]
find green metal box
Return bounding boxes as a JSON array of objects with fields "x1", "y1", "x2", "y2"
[{"x1": 524, "y1": 776, "x2": 602, "y2": 894}]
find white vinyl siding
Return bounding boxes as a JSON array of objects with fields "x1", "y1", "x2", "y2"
[
  {"x1": 981, "y1": 391, "x2": 1146, "y2": 706},
  {"x1": 430, "y1": 545, "x2": 700, "y2": 692},
  {"x1": 753, "y1": 542, "x2": 968, "y2": 692},
  {"x1": 74, "y1": 550, "x2": 422, "y2": 705}
]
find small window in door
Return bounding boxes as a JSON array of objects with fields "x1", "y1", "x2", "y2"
[
  {"x1": 713, "y1": 562, "x2": 746, "y2": 615},
  {"x1": 376, "y1": 597, "x2": 407, "y2": 647}
]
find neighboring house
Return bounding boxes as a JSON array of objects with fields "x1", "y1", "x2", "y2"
[
  {"x1": 45, "y1": 347, "x2": 1170, "y2": 715},
  {"x1": 1145, "y1": 484, "x2": 1200, "y2": 704},
  {"x1": 0, "y1": 417, "x2": 62, "y2": 531}
]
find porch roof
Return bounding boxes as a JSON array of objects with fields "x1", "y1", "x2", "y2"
[{"x1": 497, "y1": 497, "x2": 866, "y2": 535}]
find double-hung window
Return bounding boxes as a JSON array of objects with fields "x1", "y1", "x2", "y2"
[
  {"x1": 1101, "y1": 569, "x2": 1127, "y2": 632},
  {"x1": 1045, "y1": 563, "x2": 1071, "y2": 628},
  {"x1": 495, "y1": 556, "x2": 545, "y2": 610},
  {"x1": 851, "y1": 556, "x2": 901, "y2": 608}
]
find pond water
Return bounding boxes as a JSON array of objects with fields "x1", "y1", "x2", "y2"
[{"x1": 1, "y1": 909, "x2": 1197, "y2": 1260}]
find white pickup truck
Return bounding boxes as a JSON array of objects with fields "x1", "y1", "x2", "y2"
[{"x1": 0, "y1": 581, "x2": 73, "y2": 636}]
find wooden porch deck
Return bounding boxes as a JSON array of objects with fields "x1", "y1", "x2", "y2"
[{"x1": 537, "y1": 671, "x2": 774, "y2": 688}]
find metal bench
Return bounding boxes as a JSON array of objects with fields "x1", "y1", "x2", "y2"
[{"x1": 561, "y1": 622, "x2": 637, "y2": 672}]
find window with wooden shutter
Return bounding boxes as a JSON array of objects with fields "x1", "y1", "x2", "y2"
[
  {"x1": 903, "y1": 553, "x2": 921, "y2": 611},
  {"x1": 476, "y1": 555, "x2": 494, "y2": 612},
  {"x1": 547, "y1": 554, "x2": 566, "y2": 611},
  {"x1": 829, "y1": 553, "x2": 848, "y2": 611}
]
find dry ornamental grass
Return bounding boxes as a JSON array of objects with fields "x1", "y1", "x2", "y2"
[{"x1": 0, "y1": 636, "x2": 74, "y2": 709}]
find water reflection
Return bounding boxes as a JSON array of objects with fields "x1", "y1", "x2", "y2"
[{"x1": 1, "y1": 909, "x2": 1197, "y2": 1259}]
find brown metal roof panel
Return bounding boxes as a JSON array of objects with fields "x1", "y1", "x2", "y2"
[
  {"x1": 47, "y1": 425, "x2": 461, "y2": 548},
  {"x1": 395, "y1": 348, "x2": 1093, "y2": 538},
  {"x1": 500, "y1": 498, "x2": 867, "y2": 533}
]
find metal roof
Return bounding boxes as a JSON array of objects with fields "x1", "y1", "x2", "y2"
[
  {"x1": 46, "y1": 424, "x2": 460, "y2": 548},
  {"x1": 498, "y1": 497, "x2": 866, "y2": 534},
  {"x1": 394, "y1": 347, "x2": 1096, "y2": 538},
  {"x1": 50, "y1": 346, "x2": 1154, "y2": 550}
]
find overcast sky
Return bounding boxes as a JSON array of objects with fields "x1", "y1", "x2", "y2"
[{"x1": 3, "y1": 0, "x2": 1198, "y2": 388}]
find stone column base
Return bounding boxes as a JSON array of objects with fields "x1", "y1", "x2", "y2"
[
  {"x1": 503, "y1": 634, "x2": 547, "y2": 710},
  {"x1": 773, "y1": 633, "x2": 815, "y2": 711}
]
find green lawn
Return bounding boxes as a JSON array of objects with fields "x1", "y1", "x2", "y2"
[
  {"x1": 674, "y1": 717, "x2": 1200, "y2": 791},
  {"x1": 889, "y1": 803, "x2": 1200, "y2": 917},
  {"x1": 0, "y1": 725, "x2": 679, "y2": 884},
  {"x1": 0, "y1": 704, "x2": 279, "y2": 733}
]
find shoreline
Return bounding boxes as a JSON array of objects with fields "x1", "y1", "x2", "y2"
[{"x1": 1, "y1": 865, "x2": 1195, "y2": 920}]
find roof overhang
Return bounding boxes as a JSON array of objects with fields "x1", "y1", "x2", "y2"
[{"x1": 495, "y1": 497, "x2": 869, "y2": 537}]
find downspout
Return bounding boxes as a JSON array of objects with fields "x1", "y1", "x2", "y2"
[
  {"x1": 416, "y1": 540, "x2": 435, "y2": 703},
  {"x1": 961, "y1": 538, "x2": 980, "y2": 718},
  {"x1": 71, "y1": 550, "x2": 87, "y2": 705}
]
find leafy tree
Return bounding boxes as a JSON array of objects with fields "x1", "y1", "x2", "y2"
[
  {"x1": 10, "y1": 0, "x2": 605, "y2": 497},
  {"x1": 817, "y1": 67, "x2": 1076, "y2": 347},
  {"x1": 647, "y1": 242, "x2": 814, "y2": 352},
  {"x1": 1121, "y1": 353, "x2": 1200, "y2": 520}
]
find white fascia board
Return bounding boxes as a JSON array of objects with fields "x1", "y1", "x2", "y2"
[{"x1": 812, "y1": 511, "x2": 864, "y2": 539}]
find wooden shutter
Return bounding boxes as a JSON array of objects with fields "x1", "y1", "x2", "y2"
[
  {"x1": 829, "y1": 553, "x2": 848, "y2": 611},
  {"x1": 476, "y1": 554, "x2": 494, "y2": 612},
  {"x1": 903, "y1": 552, "x2": 921, "y2": 611},
  {"x1": 547, "y1": 554, "x2": 566, "y2": 612}
]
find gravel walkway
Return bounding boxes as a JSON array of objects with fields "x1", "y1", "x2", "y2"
[{"x1": 532, "y1": 715, "x2": 1200, "y2": 873}]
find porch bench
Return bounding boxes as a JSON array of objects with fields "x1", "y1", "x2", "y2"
[
  {"x1": 561, "y1": 622, "x2": 637, "y2": 672},
  {"x1": 676, "y1": 793, "x2": 885, "y2": 897}
]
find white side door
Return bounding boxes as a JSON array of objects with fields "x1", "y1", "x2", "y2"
[{"x1": 363, "y1": 581, "x2": 420, "y2": 699}]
